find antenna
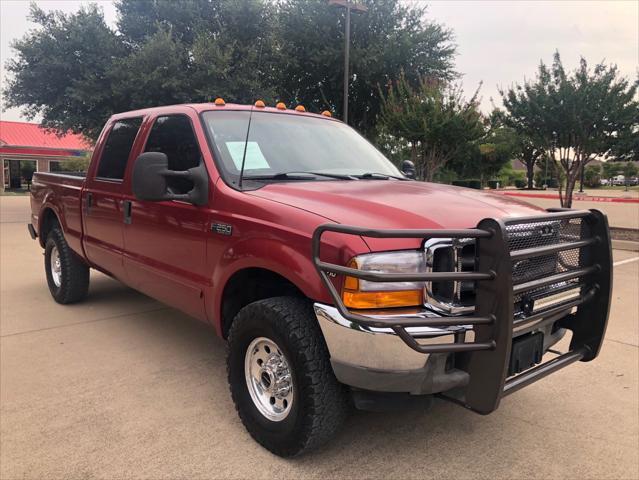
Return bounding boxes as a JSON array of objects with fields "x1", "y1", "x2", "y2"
[
  {"x1": 238, "y1": 107, "x2": 254, "y2": 190},
  {"x1": 238, "y1": 35, "x2": 264, "y2": 190}
]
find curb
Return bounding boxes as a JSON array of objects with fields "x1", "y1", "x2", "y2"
[{"x1": 611, "y1": 239, "x2": 639, "y2": 252}]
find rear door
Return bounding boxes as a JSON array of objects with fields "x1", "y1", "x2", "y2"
[
  {"x1": 83, "y1": 117, "x2": 143, "y2": 280},
  {"x1": 122, "y1": 112, "x2": 210, "y2": 321}
]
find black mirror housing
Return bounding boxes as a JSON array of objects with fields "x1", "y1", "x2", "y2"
[
  {"x1": 401, "y1": 160, "x2": 416, "y2": 179},
  {"x1": 132, "y1": 152, "x2": 209, "y2": 206}
]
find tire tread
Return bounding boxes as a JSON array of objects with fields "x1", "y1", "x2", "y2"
[{"x1": 227, "y1": 296, "x2": 348, "y2": 456}]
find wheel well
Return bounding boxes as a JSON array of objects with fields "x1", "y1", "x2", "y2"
[
  {"x1": 221, "y1": 268, "x2": 304, "y2": 338},
  {"x1": 40, "y1": 208, "x2": 60, "y2": 245}
]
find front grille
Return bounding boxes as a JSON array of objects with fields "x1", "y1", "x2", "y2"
[
  {"x1": 506, "y1": 217, "x2": 591, "y2": 319},
  {"x1": 424, "y1": 216, "x2": 593, "y2": 319},
  {"x1": 424, "y1": 238, "x2": 476, "y2": 314}
]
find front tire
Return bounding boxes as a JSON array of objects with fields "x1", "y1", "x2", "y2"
[
  {"x1": 45, "y1": 226, "x2": 90, "y2": 304},
  {"x1": 227, "y1": 297, "x2": 349, "y2": 457}
]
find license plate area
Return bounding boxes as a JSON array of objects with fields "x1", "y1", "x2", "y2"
[{"x1": 508, "y1": 332, "x2": 544, "y2": 376}]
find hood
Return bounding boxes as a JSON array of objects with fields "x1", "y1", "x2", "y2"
[
  {"x1": 248, "y1": 180, "x2": 546, "y2": 250},
  {"x1": 249, "y1": 180, "x2": 544, "y2": 228}
]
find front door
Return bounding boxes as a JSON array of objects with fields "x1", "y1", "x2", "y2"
[
  {"x1": 83, "y1": 117, "x2": 144, "y2": 280},
  {"x1": 122, "y1": 113, "x2": 210, "y2": 321}
]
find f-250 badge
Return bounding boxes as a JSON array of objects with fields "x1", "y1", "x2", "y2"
[{"x1": 212, "y1": 223, "x2": 233, "y2": 236}]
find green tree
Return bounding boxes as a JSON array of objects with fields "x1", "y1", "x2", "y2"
[
  {"x1": 583, "y1": 164, "x2": 602, "y2": 188},
  {"x1": 277, "y1": 0, "x2": 456, "y2": 134},
  {"x1": 58, "y1": 156, "x2": 91, "y2": 172},
  {"x1": 4, "y1": 4, "x2": 128, "y2": 140},
  {"x1": 476, "y1": 116, "x2": 518, "y2": 182},
  {"x1": 20, "y1": 161, "x2": 36, "y2": 183},
  {"x1": 379, "y1": 74, "x2": 484, "y2": 181},
  {"x1": 602, "y1": 161, "x2": 622, "y2": 180},
  {"x1": 5, "y1": 0, "x2": 457, "y2": 141},
  {"x1": 500, "y1": 52, "x2": 638, "y2": 207},
  {"x1": 490, "y1": 108, "x2": 544, "y2": 189},
  {"x1": 444, "y1": 110, "x2": 517, "y2": 183}
]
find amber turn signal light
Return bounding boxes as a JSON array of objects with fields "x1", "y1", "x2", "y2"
[
  {"x1": 321, "y1": 110, "x2": 332, "y2": 117},
  {"x1": 254, "y1": 100, "x2": 266, "y2": 108},
  {"x1": 276, "y1": 102, "x2": 287, "y2": 110},
  {"x1": 342, "y1": 290, "x2": 423, "y2": 309},
  {"x1": 214, "y1": 98, "x2": 226, "y2": 106},
  {"x1": 295, "y1": 105, "x2": 306, "y2": 112}
]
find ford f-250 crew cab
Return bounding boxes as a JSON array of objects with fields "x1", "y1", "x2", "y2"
[{"x1": 29, "y1": 101, "x2": 612, "y2": 457}]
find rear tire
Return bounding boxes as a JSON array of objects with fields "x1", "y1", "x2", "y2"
[
  {"x1": 227, "y1": 297, "x2": 349, "y2": 457},
  {"x1": 45, "y1": 226, "x2": 89, "y2": 304}
]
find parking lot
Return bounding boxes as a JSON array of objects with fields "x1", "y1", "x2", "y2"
[{"x1": 1, "y1": 195, "x2": 638, "y2": 479}]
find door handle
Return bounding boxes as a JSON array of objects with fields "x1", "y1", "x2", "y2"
[
  {"x1": 123, "y1": 200, "x2": 132, "y2": 225},
  {"x1": 86, "y1": 192, "x2": 93, "y2": 215}
]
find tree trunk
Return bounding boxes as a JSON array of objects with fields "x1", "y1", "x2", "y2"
[{"x1": 526, "y1": 162, "x2": 534, "y2": 189}]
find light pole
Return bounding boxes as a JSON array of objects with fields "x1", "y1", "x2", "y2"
[{"x1": 328, "y1": 0, "x2": 367, "y2": 124}]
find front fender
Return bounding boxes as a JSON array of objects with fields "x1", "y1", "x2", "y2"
[{"x1": 208, "y1": 233, "x2": 368, "y2": 337}]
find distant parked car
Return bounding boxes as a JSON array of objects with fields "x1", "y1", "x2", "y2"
[
  {"x1": 612, "y1": 175, "x2": 626, "y2": 186},
  {"x1": 600, "y1": 178, "x2": 609, "y2": 186}
]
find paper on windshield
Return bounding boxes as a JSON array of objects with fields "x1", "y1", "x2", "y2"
[{"x1": 226, "y1": 141, "x2": 270, "y2": 170}]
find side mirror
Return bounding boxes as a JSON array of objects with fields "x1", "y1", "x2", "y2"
[
  {"x1": 401, "y1": 159, "x2": 416, "y2": 179},
  {"x1": 132, "y1": 152, "x2": 209, "y2": 206}
]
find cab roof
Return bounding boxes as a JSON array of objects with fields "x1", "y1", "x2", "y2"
[{"x1": 110, "y1": 102, "x2": 339, "y2": 122}]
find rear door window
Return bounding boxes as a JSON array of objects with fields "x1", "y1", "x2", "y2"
[{"x1": 96, "y1": 118, "x2": 143, "y2": 180}]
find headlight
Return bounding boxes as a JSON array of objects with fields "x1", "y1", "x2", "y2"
[{"x1": 342, "y1": 250, "x2": 425, "y2": 309}]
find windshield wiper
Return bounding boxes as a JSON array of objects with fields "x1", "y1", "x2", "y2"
[
  {"x1": 357, "y1": 172, "x2": 410, "y2": 181},
  {"x1": 244, "y1": 171, "x2": 356, "y2": 181}
]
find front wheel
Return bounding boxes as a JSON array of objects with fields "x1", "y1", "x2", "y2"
[{"x1": 227, "y1": 297, "x2": 349, "y2": 457}]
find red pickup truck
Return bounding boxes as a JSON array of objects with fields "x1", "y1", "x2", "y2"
[{"x1": 29, "y1": 101, "x2": 612, "y2": 457}]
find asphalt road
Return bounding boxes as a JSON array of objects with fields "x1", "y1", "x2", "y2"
[{"x1": 1, "y1": 195, "x2": 638, "y2": 479}]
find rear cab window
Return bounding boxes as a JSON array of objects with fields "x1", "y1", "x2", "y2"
[{"x1": 96, "y1": 117, "x2": 143, "y2": 180}]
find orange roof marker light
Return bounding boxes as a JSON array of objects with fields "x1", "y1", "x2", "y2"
[
  {"x1": 254, "y1": 100, "x2": 266, "y2": 108},
  {"x1": 321, "y1": 110, "x2": 332, "y2": 117},
  {"x1": 276, "y1": 102, "x2": 287, "y2": 110},
  {"x1": 295, "y1": 105, "x2": 306, "y2": 112},
  {"x1": 214, "y1": 98, "x2": 226, "y2": 106}
]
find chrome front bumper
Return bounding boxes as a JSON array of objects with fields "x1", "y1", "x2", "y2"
[
  {"x1": 314, "y1": 303, "x2": 472, "y2": 394},
  {"x1": 315, "y1": 302, "x2": 567, "y2": 395}
]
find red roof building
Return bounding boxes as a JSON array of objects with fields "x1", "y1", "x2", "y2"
[{"x1": 0, "y1": 121, "x2": 92, "y2": 190}]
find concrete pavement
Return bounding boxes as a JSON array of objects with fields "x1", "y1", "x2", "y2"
[{"x1": 1, "y1": 196, "x2": 638, "y2": 479}]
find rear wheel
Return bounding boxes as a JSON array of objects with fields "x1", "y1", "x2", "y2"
[
  {"x1": 45, "y1": 226, "x2": 90, "y2": 304},
  {"x1": 227, "y1": 297, "x2": 349, "y2": 457}
]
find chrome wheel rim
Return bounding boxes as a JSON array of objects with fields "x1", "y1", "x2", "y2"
[
  {"x1": 244, "y1": 337, "x2": 294, "y2": 422},
  {"x1": 50, "y1": 246, "x2": 62, "y2": 287}
]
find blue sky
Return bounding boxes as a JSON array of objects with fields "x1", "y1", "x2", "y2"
[{"x1": 1, "y1": 0, "x2": 637, "y2": 122}]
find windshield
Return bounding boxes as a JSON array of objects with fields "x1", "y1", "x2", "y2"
[{"x1": 201, "y1": 110, "x2": 402, "y2": 186}]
